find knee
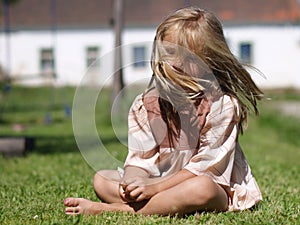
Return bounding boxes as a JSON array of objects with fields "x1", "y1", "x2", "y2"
[
  {"x1": 93, "y1": 170, "x2": 107, "y2": 189},
  {"x1": 93, "y1": 170, "x2": 119, "y2": 190},
  {"x1": 93, "y1": 170, "x2": 110, "y2": 199},
  {"x1": 186, "y1": 176, "x2": 225, "y2": 206}
]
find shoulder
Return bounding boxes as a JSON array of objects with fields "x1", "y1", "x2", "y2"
[
  {"x1": 128, "y1": 88, "x2": 160, "y2": 125},
  {"x1": 130, "y1": 94, "x2": 144, "y2": 111},
  {"x1": 142, "y1": 88, "x2": 161, "y2": 115},
  {"x1": 128, "y1": 94, "x2": 148, "y2": 131},
  {"x1": 130, "y1": 88, "x2": 160, "y2": 113}
]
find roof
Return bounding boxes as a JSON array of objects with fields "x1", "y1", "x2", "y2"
[{"x1": 0, "y1": 0, "x2": 300, "y2": 31}]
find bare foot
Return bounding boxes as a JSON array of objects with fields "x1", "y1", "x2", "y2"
[{"x1": 64, "y1": 197, "x2": 105, "y2": 215}]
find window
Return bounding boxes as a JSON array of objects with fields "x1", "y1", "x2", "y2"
[
  {"x1": 133, "y1": 46, "x2": 146, "y2": 68},
  {"x1": 86, "y1": 46, "x2": 100, "y2": 68},
  {"x1": 239, "y1": 42, "x2": 252, "y2": 64},
  {"x1": 40, "y1": 48, "x2": 55, "y2": 76}
]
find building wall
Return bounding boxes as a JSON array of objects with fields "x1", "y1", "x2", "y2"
[
  {"x1": 1, "y1": 29, "x2": 114, "y2": 86},
  {"x1": 225, "y1": 25, "x2": 300, "y2": 88},
  {"x1": 0, "y1": 25, "x2": 300, "y2": 88},
  {"x1": 0, "y1": 28, "x2": 155, "y2": 86}
]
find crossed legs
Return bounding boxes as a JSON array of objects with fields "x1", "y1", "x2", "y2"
[{"x1": 64, "y1": 170, "x2": 228, "y2": 216}]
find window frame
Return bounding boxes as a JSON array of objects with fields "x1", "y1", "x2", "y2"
[
  {"x1": 132, "y1": 46, "x2": 147, "y2": 68},
  {"x1": 40, "y1": 48, "x2": 55, "y2": 76},
  {"x1": 86, "y1": 46, "x2": 100, "y2": 68},
  {"x1": 239, "y1": 42, "x2": 253, "y2": 64}
]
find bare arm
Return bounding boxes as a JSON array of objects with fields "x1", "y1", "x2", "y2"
[
  {"x1": 155, "y1": 169, "x2": 196, "y2": 192},
  {"x1": 122, "y1": 166, "x2": 149, "y2": 180},
  {"x1": 119, "y1": 166, "x2": 149, "y2": 201},
  {"x1": 123, "y1": 168, "x2": 196, "y2": 202}
]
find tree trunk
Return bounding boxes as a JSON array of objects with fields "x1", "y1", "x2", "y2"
[{"x1": 112, "y1": 0, "x2": 124, "y2": 106}]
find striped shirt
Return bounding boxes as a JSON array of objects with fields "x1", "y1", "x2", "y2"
[{"x1": 124, "y1": 88, "x2": 262, "y2": 211}]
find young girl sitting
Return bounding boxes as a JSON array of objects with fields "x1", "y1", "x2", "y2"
[{"x1": 64, "y1": 7, "x2": 263, "y2": 216}]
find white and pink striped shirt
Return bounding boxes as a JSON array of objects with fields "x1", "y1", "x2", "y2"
[{"x1": 124, "y1": 88, "x2": 262, "y2": 211}]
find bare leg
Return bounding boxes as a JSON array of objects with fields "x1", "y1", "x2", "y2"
[
  {"x1": 64, "y1": 175, "x2": 228, "y2": 216},
  {"x1": 93, "y1": 170, "x2": 124, "y2": 203},
  {"x1": 136, "y1": 175, "x2": 228, "y2": 216}
]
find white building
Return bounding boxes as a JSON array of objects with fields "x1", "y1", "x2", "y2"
[{"x1": 0, "y1": 0, "x2": 299, "y2": 88}]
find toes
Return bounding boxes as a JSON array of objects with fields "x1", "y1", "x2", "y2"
[
  {"x1": 64, "y1": 197, "x2": 79, "y2": 207},
  {"x1": 65, "y1": 206, "x2": 80, "y2": 215}
]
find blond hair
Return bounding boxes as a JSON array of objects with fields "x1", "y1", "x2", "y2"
[{"x1": 147, "y1": 7, "x2": 263, "y2": 139}]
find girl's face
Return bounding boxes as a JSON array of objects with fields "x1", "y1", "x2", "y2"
[
  {"x1": 160, "y1": 28, "x2": 184, "y2": 70},
  {"x1": 161, "y1": 28, "x2": 201, "y2": 79}
]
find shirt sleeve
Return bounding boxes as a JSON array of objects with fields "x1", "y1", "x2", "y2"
[
  {"x1": 184, "y1": 95, "x2": 240, "y2": 186},
  {"x1": 124, "y1": 94, "x2": 161, "y2": 176}
]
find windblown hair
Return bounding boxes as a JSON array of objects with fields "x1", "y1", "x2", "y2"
[{"x1": 146, "y1": 7, "x2": 263, "y2": 143}]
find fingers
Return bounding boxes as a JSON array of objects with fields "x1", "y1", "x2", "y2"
[
  {"x1": 119, "y1": 185, "x2": 129, "y2": 202},
  {"x1": 119, "y1": 183, "x2": 143, "y2": 202},
  {"x1": 135, "y1": 193, "x2": 146, "y2": 202},
  {"x1": 125, "y1": 183, "x2": 138, "y2": 193},
  {"x1": 118, "y1": 184, "x2": 134, "y2": 202},
  {"x1": 126, "y1": 187, "x2": 149, "y2": 202},
  {"x1": 128, "y1": 187, "x2": 143, "y2": 201},
  {"x1": 119, "y1": 177, "x2": 150, "y2": 202},
  {"x1": 120, "y1": 177, "x2": 139, "y2": 193}
]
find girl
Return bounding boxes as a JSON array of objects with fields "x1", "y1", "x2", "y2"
[{"x1": 64, "y1": 7, "x2": 263, "y2": 216}]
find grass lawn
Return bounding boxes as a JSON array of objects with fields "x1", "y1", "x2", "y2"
[{"x1": 0, "y1": 86, "x2": 299, "y2": 224}]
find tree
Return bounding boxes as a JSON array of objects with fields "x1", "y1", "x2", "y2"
[{"x1": 111, "y1": 0, "x2": 124, "y2": 107}]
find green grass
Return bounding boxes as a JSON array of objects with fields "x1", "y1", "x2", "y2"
[{"x1": 0, "y1": 86, "x2": 299, "y2": 224}]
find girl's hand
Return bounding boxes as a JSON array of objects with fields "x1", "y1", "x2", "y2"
[
  {"x1": 119, "y1": 183, "x2": 134, "y2": 202},
  {"x1": 119, "y1": 177, "x2": 139, "y2": 202},
  {"x1": 119, "y1": 177, "x2": 160, "y2": 202}
]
